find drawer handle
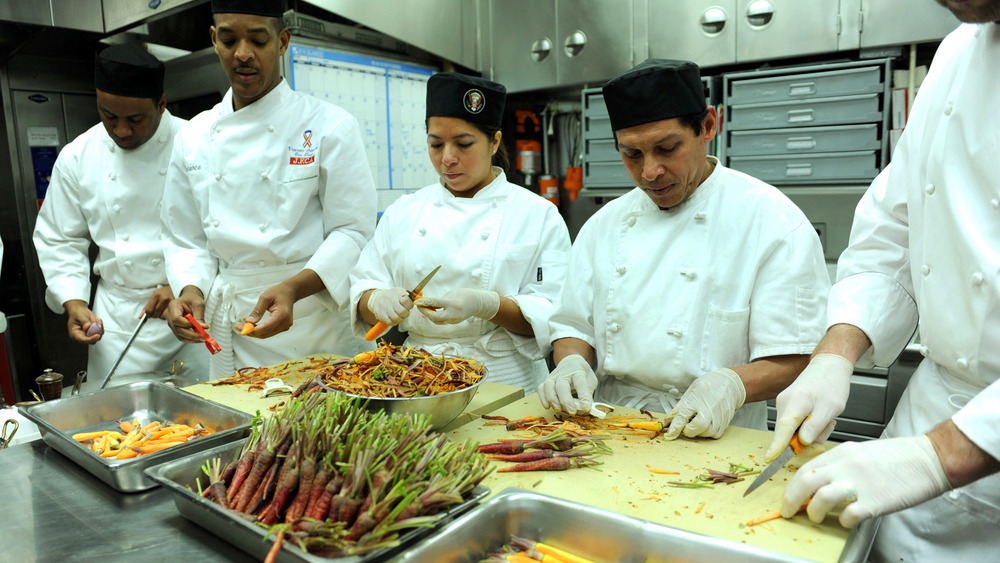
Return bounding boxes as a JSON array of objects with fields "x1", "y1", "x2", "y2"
[
  {"x1": 787, "y1": 109, "x2": 814, "y2": 123},
  {"x1": 786, "y1": 163, "x2": 813, "y2": 176},
  {"x1": 788, "y1": 82, "x2": 816, "y2": 97},
  {"x1": 786, "y1": 136, "x2": 816, "y2": 150}
]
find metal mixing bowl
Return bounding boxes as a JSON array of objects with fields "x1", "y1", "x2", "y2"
[{"x1": 316, "y1": 375, "x2": 484, "y2": 431}]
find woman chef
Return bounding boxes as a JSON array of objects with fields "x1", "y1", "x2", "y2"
[
  {"x1": 538, "y1": 59, "x2": 830, "y2": 439},
  {"x1": 161, "y1": 0, "x2": 377, "y2": 379},
  {"x1": 350, "y1": 73, "x2": 571, "y2": 391}
]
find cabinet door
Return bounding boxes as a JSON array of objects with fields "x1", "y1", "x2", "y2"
[
  {"x1": 735, "y1": 0, "x2": 840, "y2": 63},
  {"x1": 647, "y1": 0, "x2": 738, "y2": 69},
  {"x1": 859, "y1": 0, "x2": 960, "y2": 48},
  {"x1": 490, "y1": 0, "x2": 557, "y2": 93},
  {"x1": 556, "y1": 0, "x2": 634, "y2": 87}
]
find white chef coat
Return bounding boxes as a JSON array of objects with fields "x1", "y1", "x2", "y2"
[
  {"x1": 549, "y1": 157, "x2": 829, "y2": 426},
  {"x1": 350, "y1": 170, "x2": 570, "y2": 391},
  {"x1": 827, "y1": 23, "x2": 1000, "y2": 562},
  {"x1": 32, "y1": 111, "x2": 208, "y2": 379},
  {"x1": 162, "y1": 80, "x2": 377, "y2": 379}
]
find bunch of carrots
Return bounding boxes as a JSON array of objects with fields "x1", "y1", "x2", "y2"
[
  {"x1": 476, "y1": 430, "x2": 610, "y2": 472},
  {"x1": 72, "y1": 418, "x2": 213, "y2": 460},
  {"x1": 193, "y1": 391, "x2": 492, "y2": 558},
  {"x1": 482, "y1": 535, "x2": 595, "y2": 563},
  {"x1": 314, "y1": 341, "x2": 485, "y2": 399}
]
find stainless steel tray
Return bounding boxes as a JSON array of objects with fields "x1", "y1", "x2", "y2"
[
  {"x1": 20, "y1": 381, "x2": 252, "y2": 492},
  {"x1": 145, "y1": 441, "x2": 490, "y2": 563},
  {"x1": 393, "y1": 488, "x2": 879, "y2": 563}
]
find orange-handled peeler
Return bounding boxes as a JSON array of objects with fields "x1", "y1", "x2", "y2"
[{"x1": 184, "y1": 313, "x2": 221, "y2": 354}]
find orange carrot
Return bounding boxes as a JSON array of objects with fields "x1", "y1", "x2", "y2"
[
  {"x1": 264, "y1": 530, "x2": 284, "y2": 563},
  {"x1": 115, "y1": 448, "x2": 140, "y2": 460},
  {"x1": 119, "y1": 420, "x2": 134, "y2": 434},
  {"x1": 746, "y1": 498, "x2": 811, "y2": 527},
  {"x1": 131, "y1": 442, "x2": 183, "y2": 455},
  {"x1": 141, "y1": 421, "x2": 160, "y2": 432},
  {"x1": 240, "y1": 322, "x2": 255, "y2": 336}
]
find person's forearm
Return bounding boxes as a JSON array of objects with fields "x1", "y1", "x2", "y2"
[
  {"x1": 813, "y1": 323, "x2": 873, "y2": 364},
  {"x1": 489, "y1": 296, "x2": 533, "y2": 336},
  {"x1": 553, "y1": 337, "x2": 596, "y2": 367},
  {"x1": 281, "y1": 269, "x2": 325, "y2": 302},
  {"x1": 733, "y1": 354, "x2": 809, "y2": 404},
  {"x1": 928, "y1": 419, "x2": 1000, "y2": 488},
  {"x1": 63, "y1": 299, "x2": 90, "y2": 317},
  {"x1": 358, "y1": 288, "x2": 377, "y2": 325}
]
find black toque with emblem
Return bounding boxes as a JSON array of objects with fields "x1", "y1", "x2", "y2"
[
  {"x1": 426, "y1": 72, "x2": 506, "y2": 128},
  {"x1": 602, "y1": 58, "x2": 707, "y2": 132},
  {"x1": 94, "y1": 43, "x2": 165, "y2": 99},
  {"x1": 211, "y1": 0, "x2": 284, "y2": 17}
]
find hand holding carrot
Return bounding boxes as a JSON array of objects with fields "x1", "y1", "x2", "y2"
[{"x1": 238, "y1": 283, "x2": 296, "y2": 339}]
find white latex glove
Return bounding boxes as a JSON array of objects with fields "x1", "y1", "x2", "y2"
[
  {"x1": 416, "y1": 288, "x2": 500, "y2": 325},
  {"x1": 366, "y1": 287, "x2": 414, "y2": 325},
  {"x1": 663, "y1": 368, "x2": 746, "y2": 440},
  {"x1": 765, "y1": 353, "x2": 853, "y2": 462},
  {"x1": 783, "y1": 435, "x2": 951, "y2": 528},
  {"x1": 537, "y1": 354, "x2": 598, "y2": 415}
]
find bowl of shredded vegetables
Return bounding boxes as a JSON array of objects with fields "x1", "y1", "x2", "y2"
[{"x1": 314, "y1": 342, "x2": 486, "y2": 430}]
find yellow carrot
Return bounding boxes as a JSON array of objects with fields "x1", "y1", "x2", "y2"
[
  {"x1": 73, "y1": 430, "x2": 111, "y2": 442},
  {"x1": 647, "y1": 468, "x2": 679, "y2": 475}
]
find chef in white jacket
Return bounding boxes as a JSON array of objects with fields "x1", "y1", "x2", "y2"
[
  {"x1": 351, "y1": 73, "x2": 571, "y2": 392},
  {"x1": 33, "y1": 43, "x2": 204, "y2": 380},
  {"x1": 769, "y1": 3, "x2": 1000, "y2": 559},
  {"x1": 539, "y1": 59, "x2": 829, "y2": 439},
  {"x1": 162, "y1": 0, "x2": 377, "y2": 379}
]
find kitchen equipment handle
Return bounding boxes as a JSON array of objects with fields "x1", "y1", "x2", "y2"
[{"x1": 100, "y1": 315, "x2": 149, "y2": 389}]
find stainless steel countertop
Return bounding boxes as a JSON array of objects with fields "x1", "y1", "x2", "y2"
[{"x1": 0, "y1": 440, "x2": 254, "y2": 562}]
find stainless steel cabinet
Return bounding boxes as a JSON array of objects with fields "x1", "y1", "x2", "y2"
[
  {"x1": 857, "y1": 0, "x2": 960, "y2": 48},
  {"x1": 735, "y1": 0, "x2": 841, "y2": 62},
  {"x1": 645, "y1": 0, "x2": 737, "y2": 68},
  {"x1": 489, "y1": 0, "x2": 632, "y2": 93}
]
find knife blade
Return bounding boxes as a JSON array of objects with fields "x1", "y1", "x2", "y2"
[
  {"x1": 744, "y1": 432, "x2": 805, "y2": 497},
  {"x1": 99, "y1": 315, "x2": 149, "y2": 389},
  {"x1": 365, "y1": 265, "x2": 442, "y2": 341}
]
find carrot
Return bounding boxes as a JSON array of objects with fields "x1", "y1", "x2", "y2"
[
  {"x1": 309, "y1": 474, "x2": 343, "y2": 520},
  {"x1": 264, "y1": 530, "x2": 284, "y2": 563},
  {"x1": 208, "y1": 481, "x2": 229, "y2": 508},
  {"x1": 235, "y1": 436, "x2": 282, "y2": 513},
  {"x1": 488, "y1": 450, "x2": 553, "y2": 462},
  {"x1": 285, "y1": 458, "x2": 315, "y2": 522},
  {"x1": 119, "y1": 420, "x2": 134, "y2": 434},
  {"x1": 263, "y1": 467, "x2": 299, "y2": 524},
  {"x1": 618, "y1": 421, "x2": 663, "y2": 432},
  {"x1": 303, "y1": 463, "x2": 332, "y2": 520},
  {"x1": 648, "y1": 468, "x2": 680, "y2": 475},
  {"x1": 477, "y1": 441, "x2": 525, "y2": 455},
  {"x1": 240, "y1": 322, "x2": 255, "y2": 336},
  {"x1": 130, "y1": 441, "x2": 183, "y2": 455},
  {"x1": 141, "y1": 421, "x2": 160, "y2": 432},
  {"x1": 115, "y1": 448, "x2": 139, "y2": 460},
  {"x1": 248, "y1": 459, "x2": 281, "y2": 516},
  {"x1": 746, "y1": 498, "x2": 811, "y2": 527},
  {"x1": 73, "y1": 430, "x2": 111, "y2": 442},
  {"x1": 226, "y1": 450, "x2": 256, "y2": 503}
]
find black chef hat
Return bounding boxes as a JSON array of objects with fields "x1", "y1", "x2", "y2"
[
  {"x1": 211, "y1": 0, "x2": 284, "y2": 17},
  {"x1": 94, "y1": 43, "x2": 165, "y2": 99},
  {"x1": 426, "y1": 72, "x2": 506, "y2": 128},
  {"x1": 602, "y1": 58, "x2": 707, "y2": 132}
]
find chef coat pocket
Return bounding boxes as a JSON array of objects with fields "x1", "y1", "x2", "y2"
[
  {"x1": 281, "y1": 164, "x2": 320, "y2": 190},
  {"x1": 496, "y1": 243, "x2": 537, "y2": 278},
  {"x1": 701, "y1": 304, "x2": 751, "y2": 372},
  {"x1": 275, "y1": 164, "x2": 321, "y2": 226}
]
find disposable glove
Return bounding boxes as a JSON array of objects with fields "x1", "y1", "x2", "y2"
[
  {"x1": 537, "y1": 354, "x2": 598, "y2": 415},
  {"x1": 765, "y1": 353, "x2": 853, "y2": 462},
  {"x1": 663, "y1": 368, "x2": 745, "y2": 440},
  {"x1": 783, "y1": 435, "x2": 951, "y2": 528},
  {"x1": 416, "y1": 288, "x2": 500, "y2": 325},
  {"x1": 366, "y1": 287, "x2": 414, "y2": 325}
]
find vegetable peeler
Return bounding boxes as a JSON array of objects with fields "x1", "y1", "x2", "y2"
[
  {"x1": 183, "y1": 313, "x2": 221, "y2": 354},
  {"x1": 588, "y1": 401, "x2": 615, "y2": 419}
]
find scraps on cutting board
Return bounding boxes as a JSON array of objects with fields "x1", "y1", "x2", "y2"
[
  {"x1": 209, "y1": 356, "x2": 325, "y2": 390},
  {"x1": 477, "y1": 430, "x2": 611, "y2": 472},
  {"x1": 481, "y1": 410, "x2": 668, "y2": 441},
  {"x1": 664, "y1": 461, "x2": 761, "y2": 489}
]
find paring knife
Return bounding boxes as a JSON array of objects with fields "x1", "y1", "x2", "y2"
[
  {"x1": 99, "y1": 315, "x2": 149, "y2": 389},
  {"x1": 365, "y1": 265, "x2": 442, "y2": 341},
  {"x1": 743, "y1": 432, "x2": 805, "y2": 497}
]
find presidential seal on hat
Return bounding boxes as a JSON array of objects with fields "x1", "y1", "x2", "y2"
[
  {"x1": 211, "y1": 0, "x2": 285, "y2": 17},
  {"x1": 94, "y1": 43, "x2": 165, "y2": 99},
  {"x1": 602, "y1": 58, "x2": 707, "y2": 132},
  {"x1": 426, "y1": 72, "x2": 506, "y2": 128}
]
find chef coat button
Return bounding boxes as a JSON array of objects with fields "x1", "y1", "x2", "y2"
[
  {"x1": 151, "y1": 258, "x2": 160, "y2": 266},
  {"x1": 627, "y1": 217, "x2": 636, "y2": 227},
  {"x1": 109, "y1": 145, "x2": 115, "y2": 153},
  {"x1": 122, "y1": 234, "x2": 130, "y2": 241},
  {"x1": 109, "y1": 173, "x2": 116, "y2": 181},
  {"x1": 268, "y1": 125, "x2": 275, "y2": 133},
  {"x1": 944, "y1": 102, "x2": 954, "y2": 116},
  {"x1": 258, "y1": 260, "x2": 266, "y2": 267},
  {"x1": 616, "y1": 266, "x2": 626, "y2": 275},
  {"x1": 261, "y1": 172, "x2": 269, "y2": 181},
  {"x1": 661, "y1": 383, "x2": 672, "y2": 390},
  {"x1": 471, "y1": 270, "x2": 481, "y2": 278},
  {"x1": 418, "y1": 228, "x2": 426, "y2": 236},
  {"x1": 481, "y1": 232, "x2": 489, "y2": 240},
  {"x1": 924, "y1": 183, "x2": 935, "y2": 195},
  {"x1": 921, "y1": 264, "x2": 930, "y2": 276},
  {"x1": 992, "y1": 198, "x2": 1000, "y2": 209},
  {"x1": 258, "y1": 224, "x2": 266, "y2": 232},
  {"x1": 492, "y1": 201, "x2": 498, "y2": 208},
  {"x1": 159, "y1": 169, "x2": 167, "y2": 176},
  {"x1": 694, "y1": 212, "x2": 706, "y2": 222},
  {"x1": 949, "y1": 490, "x2": 961, "y2": 500},
  {"x1": 668, "y1": 388, "x2": 681, "y2": 398},
  {"x1": 113, "y1": 204, "x2": 121, "y2": 213},
  {"x1": 680, "y1": 268, "x2": 696, "y2": 279},
  {"x1": 434, "y1": 201, "x2": 442, "y2": 207},
  {"x1": 614, "y1": 373, "x2": 623, "y2": 380},
  {"x1": 919, "y1": 345, "x2": 929, "y2": 356},
  {"x1": 214, "y1": 127, "x2": 221, "y2": 134},
  {"x1": 124, "y1": 260, "x2": 132, "y2": 267},
  {"x1": 609, "y1": 323, "x2": 620, "y2": 333},
  {"x1": 957, "y1": 358, "x2": 969, "y2": 369},
  {"x1": 213, "y1": 220, "x2": 220, "y2": 228},
  {"x1": 972, "y1": 272, "x2": 984, "y2": 285},
  {"x1": 215, "y1": 173, "x2": 222, "y2": 181}
]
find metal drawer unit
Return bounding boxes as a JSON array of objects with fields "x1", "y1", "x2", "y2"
[
  {"x1": 722, "y1": 60, "x2": 892, "y2": 185},
  {"x1": 580, "y1": 76, "x2": 718, "y2": 194}
]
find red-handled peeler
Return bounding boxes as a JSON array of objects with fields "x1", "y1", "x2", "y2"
[{"x1": 183, "y1": 313, "x2": 221, "y2": 354}]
